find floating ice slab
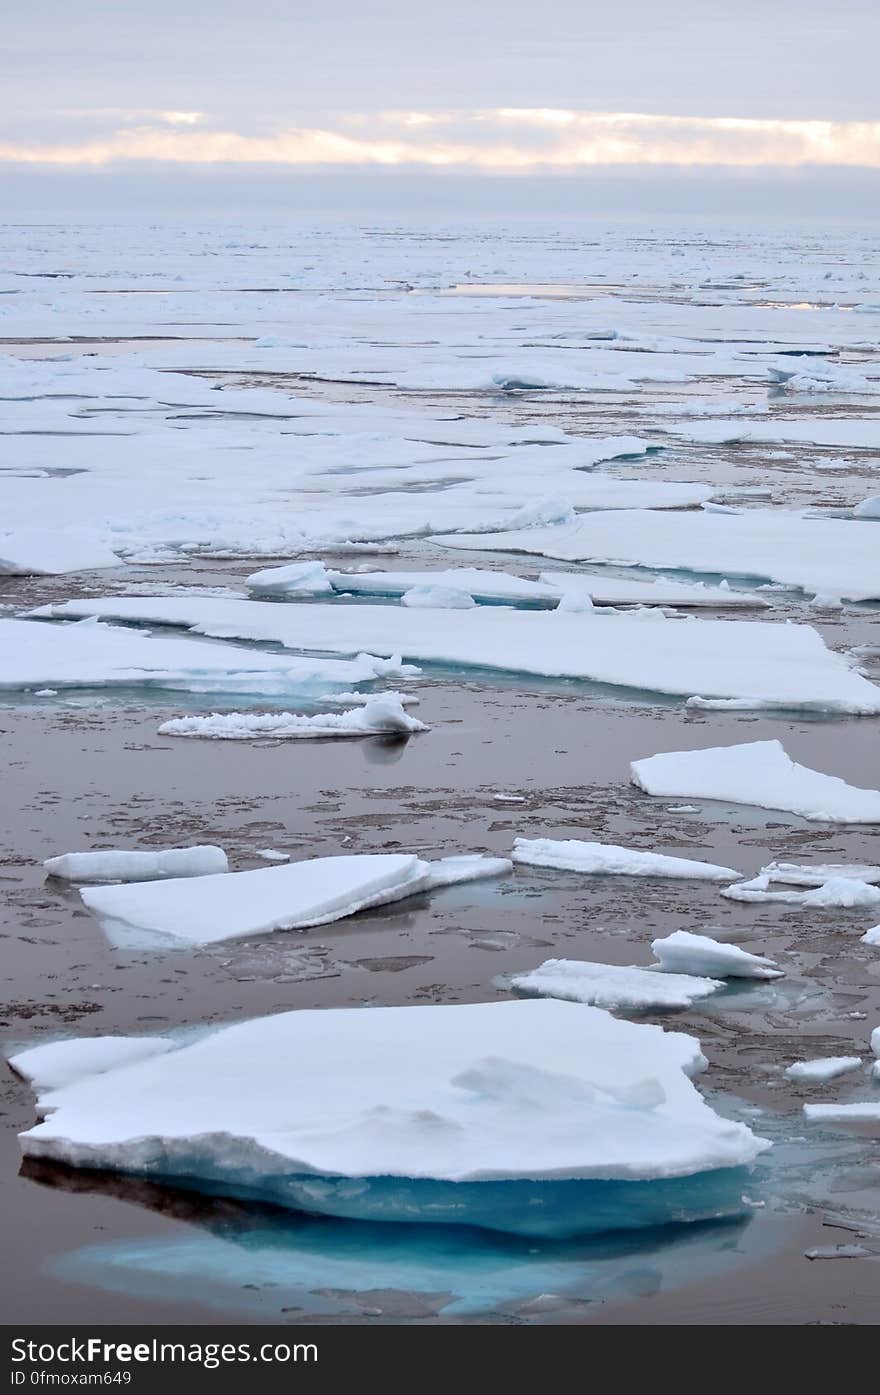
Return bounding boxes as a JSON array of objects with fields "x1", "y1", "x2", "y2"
[
  {"x1": 785, "y1": 1057, "x2": 862, "y2": 1082},
  {"x1": 854, "y1": 496, "x2": 880, "y2": 520},
  {"x1": 509, "y1": 959, "x2": 722, "y2": 1011},
  {"x1": 12, "y1": 999, "x2": 768, "y2": 1236},
  {"x1": 44, "y1": 846, "x2": 228, "y2": 883},
  {"x1": 34, "y1": 599, "x2": 880, "y2": 713},
  {"x1": 79, "y1": 852, "x2": 509, "y2": 946},
  {"x1": 327, "y1": 567, "x2": 555, "y2": 604},
  {"x1": 804, "y1": 1102, "x2": 880, "y2": 1124},
  {"x1": 863, "y1": 926, "x2": 880, "y2": 946},
  {"x1": 758, "y1": 861, "x2": 880, "y2": 887},
  {"x1": 632, "y1": 741, "x2": 880, "y2": 821},
  {"x1": 722, "y1": 875, "x2": 880, "y2": 909},
  {"x1": 401, "y1": 584, "x2": 476, "y2": 610},
  {"x1": 436, "y1": 509, "x2": 880, "y2": 601},
  {"x1": 0, "y1": 619, "x2": 416, "y2": 698},
  {"x1": 512, "y1": 837, "x2": 739, "y2": 882},
  {"x1": 245, "y1": 560, "x2": 333, "y2": 595},
  {"x1": 156, "y1": 696, "x2": 427, "y2": 740},
  {"x1": 0, "y1": 529, "x2": 122, "y2": 576},
  {"x1": 651, "y1": 931, "x2": 782, "y2": 980}
]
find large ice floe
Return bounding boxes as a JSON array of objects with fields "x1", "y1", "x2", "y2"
[
  {"x1": 32, "y1": 599, "x2": 880, "y2": 713},
  {"x1": 435, "y1": 509, "x2": 880, "y2": 601},
  {"x1": 9, "y1": 1000, "x2": 769, "y2": 1237},
  {"x1": 0, "y1": 618, "x2": 417, "y2": 698},
  {"x1": 44, "y1": 846, "x2": 228, "y2": 883},
  {"x1": 508, "y1": 959, "x2": 723, "y2": 1011},
  {"x1": 156, "y1": 695, "x2": 427, "y2": 740},
  {"x1": 511, "y1": 837, "x2": 739, "y2": 881},
  {"x1": 78, "y1": 853, "x2": 512, "y2": 947},
  {"x1": 631, "y1": 741, "x2": 880, "y2": 821}
]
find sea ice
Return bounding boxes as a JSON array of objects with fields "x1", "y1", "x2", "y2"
[
  {"x1": 784, "y1": 1057, "x2": 862, "y2": 1082},
  {"x1": 509, "y1": 958, "x2": 723, "y2": 1011},
  {"x1": 11, "y1": 999, "x2": 769, "y2": 1236},
  {"x1": 0, "y1": 529, "x2": 121, "y2": 576},
  {"x1": 43, "y1": 846, "x2": 228, "y2": 883},
  {"x1": 757, "y1": 861, "x2": 880, "y2": 887},
  {"x1": 0, "y1": 618, "x2": 417, "y2": 698},
  {"x1": 511, "y1": 837, "x2": 739, "y2": 881},
  {"x1": 862, "y1": 926, "x2": 880, "y2": 946},
  {"x1": 631, "y1": 741, "x2": 880, "y2": 821},
  {"x1": 436, "y1": 509, "x2": 880, "y2": 601},
  {"x1": 401, "y1": 585, "x2": 476, "y2": 609},
  {"x1": 854, "y1": 496, "x2": 880, "y2": 519},
  {"x1": 156, "y1": 696, "x2": 427, "y2": 740},
  {"x1": 804, "y1": 1102, "x2": 880, "y2": 1125},
  {"x1": 722, "y1": 876, "x2": 880, "y2": 909},
  {"x1": 79, "y1": 852, "x2": 510, "y2": 946},
  {"x1": 8, "y1": 1037, "x2": 175, "y2": 1092},
  {"x1": 651, "y1": 931, "x2": 782, "y2": 980},
  {"x1": 245, "y1": 560, "x2": 334, "y2": 595},
  {"x1": 35, "y1": 599, "x2": 880, "y2": 713}
]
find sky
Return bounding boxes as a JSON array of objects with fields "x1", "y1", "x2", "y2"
[{"x1": 2, "y1": 1, "x2": 878, "y2": 218}]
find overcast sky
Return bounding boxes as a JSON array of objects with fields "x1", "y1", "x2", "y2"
[{"x1": 3, "y1": 1, "x2": 878, "y2": 216}]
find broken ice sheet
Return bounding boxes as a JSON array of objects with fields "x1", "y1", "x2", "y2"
[
  {"x1": 512, "y1": 837, "x2": 740, "y2": 882},
  {"x1": 34, "y1": 598, "x2": 880, "y2": 712},
  {"x1": 78, "y1": 853, "x2": 512, "y2": 947},
  {"x1": 156, "y1": 695, "x2": 427, "y2": 740},
  {"x1": 10, "y1": 1000, "x2": 768, "y2": 1237},
  {"x1": 507, "y1": 959, "x2": 723, "y2": 1011},
  {"x1": 651, "y1": 932, "x2": 783, "y2": 981},
  {"x1": 43, "y1": 846, "x2": 228, "y2": 883}
]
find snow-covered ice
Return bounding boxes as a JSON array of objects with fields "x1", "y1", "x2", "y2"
[
  {"x1": 35, "y1": 599, "x2": 880, "y2": 713},
  {"x1": 400, "y1": 585, "x2": 476, "y2": 610},
  {"x1": 631, "y1": 741, "x2": 880, "y2": 821},
  {"x1": 245, "y1": 560, "x2": 334, "y2": 595},
  {"x1": 0, "y1": 618, "x2": 418, "y2": 698},
  {"x1": 722, "y1": 875, "x2": 880, "y2": 909},
  {"x1": 156, "y1": 695, "x2": 427, "y2": 740},
  {"x1": 437, "y1": 509, "x2": 880, "y2": 601},
  {"x1": 785, "y1": 1057, "x2": 862, "y2": 1082},
  {"x1": 804, "y1": 1102, "x2": 880, "y2": 1125},
  {"x1": 862, "y1": 926, "x2": 880, "y2": 946},
  {"x1": 509, "y1": 958, "x2": 723, "y2": 1011},
  {"x1": 10, "y1": 999, "x2": 769, "y2": 1235},
  {"x1": 757, "y1": 861, "x2": 880, "y2": 887},
  {"x1": 43, "y1": 846, "x2": 228, "y2": 883},
  {"x1": 511, "y1": 837, "x2": 739, "y2": 881},
  {"x1": 0, "y1": 529, "x2": 122, "y2": 576},
  {"x1": 79, "y1": 852, "x2": 511, "y2": 946},
  {"x1": 651, "y1": 931, "x2": 782, "y2": 980}
]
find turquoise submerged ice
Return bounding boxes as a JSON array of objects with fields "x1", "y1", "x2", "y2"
[{"x1": 11, "y1": 1001, "x2": 769, "y2": 1239}]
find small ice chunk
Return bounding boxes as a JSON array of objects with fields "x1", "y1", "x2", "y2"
[
  {"x1": 509, "y1": 958, "x2": 723, "y2": 1011},
  {"x1": 512, "y1": 837, "x2": 739, "y2": 882},
  {"x1": 785, "y1": 1057, "x2": 862, "y2": 1082},
  {"x1": 864, "y1": 926, "x2": 880, "y2": 946},
  {"x1": 651, "y1": 930, "x2": 782, "y2": 980},
  {"x1": 157, "y1": 695, "x2": 427, "y2": 740},
  {"x1": 854, "y1": 496, "x2": 880, "y2": 519},
  {"x1": 245, "y1": 560, "x2": 333, "y2": 595},
  {"x1": 257, "y1": 849, "x2": 289, "y2": 862},
  {"x1": 804, "y1": 1101, "x2": 880, "y2": 1123},
  {"x1": 43, "y1": 845, "x2": 229, "y2": 884},
  {"x1": 400, "y1": 585, "x2": 476, "y2": 610}
]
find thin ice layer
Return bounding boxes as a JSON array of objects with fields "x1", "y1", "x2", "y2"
[
  {"x1": 34, "y1": 599, "x2": 880, "y2": 712},
  {"x1": 14, "y1": 1000, "x2": 768, "y2": 1192},
  {"x1": 632, "y1": 741, "x2": 880, "y2": 821},
  {"x1": 512, "y1": 837, "x2": 739, "y2": 881}
]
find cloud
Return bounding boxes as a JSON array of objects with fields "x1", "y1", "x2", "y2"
[{"x1": 2, "y1": 108, "x2": 879, "y2": 170}]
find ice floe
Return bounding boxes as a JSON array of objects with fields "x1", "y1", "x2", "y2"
[
  {"x1": 651, "y1": 931, "x2": 782, "y2": 980},
  {"x1": 631, "y1": 741, "x2": 880, "y2": 821},
  {"x1": 0, "y1": 618, "x2": 417, "y2": 698},
  {"x1": 785, "y1": 1057, "x2": 862, "y2": 1082},
  {"x1": 436, "y1": 509, "x2": 880, "y2": 601},
  {"x1": 245, "y1": 560, "x2": 334, "y2": 595},
  {"x1": 0, "y1": 529, "x2": 122, "y2": 576},
  {"x1": 756, "y1": 861, "x2": 880, "y2": 888},
  {"x1": 401, "y1": 585, "x2": 476, "y2": 610},
  {"x1": 508, "y1": 959, "x2": 723, "y2": 1011},
  {"x1": 78, "y1": 852, "x2": 511, "y2": 946},
  {"x1": 34, "y1": 599, "x2": 880, "y2": 712},
  {"x1": 511, "y1": 837, "x2": 739, "y2": 881},
  {"x1": 10, "y1": 999, "x2": 769, "y2": 1235},
  {"x1": 43, "y1": 846, "x2": 228, "y2": 883},
  {"x1": 804, "y1": 1102, "x2": 880, "y2": 1125},
  {"x1": 722, "y1": 875, "x2": 880, "y2": 910},
  {"x1": 156, "y1": 695, "x2": 427, "y2": 740},
  {"x1": 862, "y1": 926, "x2": 880, "y2": 946}
]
